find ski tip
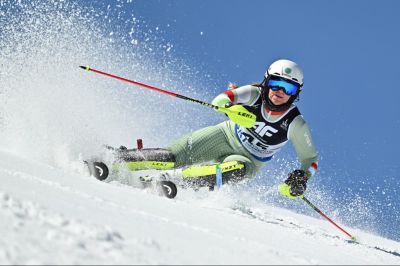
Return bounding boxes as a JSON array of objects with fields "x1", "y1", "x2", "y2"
[
  {"x1": 158, "y1": 181, "x2": 177, "y2": 199},
  {"x1": 79, "y1": 65, "x2": 91, "y2": 71},
  {"x1": 87, "y1": 161, "x2": 109, "y2": 181}
]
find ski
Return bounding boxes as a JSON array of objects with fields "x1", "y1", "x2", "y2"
[{"x1": 84, "y1": 160, "x2": 178, "y2": 199}]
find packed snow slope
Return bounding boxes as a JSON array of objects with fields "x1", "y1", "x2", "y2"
[{"x1": 1, "y1": 149, "x2": 399, "y2": 265}]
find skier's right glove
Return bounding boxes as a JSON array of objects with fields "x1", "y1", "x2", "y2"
[{"x1": 278, "y1": 169, "x2": 309, "y2": 199}]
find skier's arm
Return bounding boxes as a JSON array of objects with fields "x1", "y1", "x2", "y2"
[
  {"x1": 288, "y1": 116, "x2": 319, "y2": 178},
  {"x1": 212, "y1": 85, "x2": 261, "y2": 107}
]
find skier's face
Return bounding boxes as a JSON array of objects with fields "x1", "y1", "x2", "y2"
[{"x1": 268, "y1": 89, "x2": 291, "y2": 105}]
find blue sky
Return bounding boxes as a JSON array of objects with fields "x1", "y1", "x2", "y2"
[{"x1": 75, "y1": 0, "x2": 400, "y2": 239}]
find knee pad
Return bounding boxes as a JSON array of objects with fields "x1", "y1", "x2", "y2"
[
  {"x1": 181, "y1": 161, "x2": 247, "y2": 187},
  {"x1": 221, "y1": 161, "x2": 247, "y2": 183}
]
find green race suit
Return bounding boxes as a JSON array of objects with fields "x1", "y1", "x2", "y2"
[{"x1": 167, "y1": 85, "x2": 318, "y2": 178}]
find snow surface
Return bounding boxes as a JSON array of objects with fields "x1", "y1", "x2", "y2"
[{"x1": 1, "y1": 149, "x2": 399, "y2": 265}]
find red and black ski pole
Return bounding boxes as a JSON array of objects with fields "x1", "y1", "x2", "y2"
[
  {"x1": 302, "y1": 196, "x2": 357, "y2": 241},
  {"x1": 80, "y1": 66, "x2": 210, "y2": 106},
  {"x1": 79, "y1": 66, "x2": 256, "y2": 128}
]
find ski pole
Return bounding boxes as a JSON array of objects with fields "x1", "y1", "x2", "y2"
[
  {"x1": 301, "y1": 196, "x2": 356, "y2": 241},
  {"x1": 79, "y1": 66, "x2": 256, "y2": 128}
]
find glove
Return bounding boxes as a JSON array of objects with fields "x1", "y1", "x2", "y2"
[{"x1": 278, "y1": 169, "x2": 309, "y2": 199}]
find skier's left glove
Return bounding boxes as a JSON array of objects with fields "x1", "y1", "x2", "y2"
[{"x1": 278, "y1": 169, "x2": 309, "y2": 199}]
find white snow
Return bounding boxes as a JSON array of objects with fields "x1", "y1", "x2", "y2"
[{"x1": 1, "y1": 149, "x2": 399, "y2": 265}]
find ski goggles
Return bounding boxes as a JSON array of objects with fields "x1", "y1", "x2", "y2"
[{"x1": 267, "y1": 77, "x2": 300, "y2": 96}]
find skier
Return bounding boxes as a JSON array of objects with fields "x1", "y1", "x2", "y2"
[{"x1": 98, "y1": 59, "x2": 318, "y2": 198}]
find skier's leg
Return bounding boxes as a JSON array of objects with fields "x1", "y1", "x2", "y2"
[
  {"x1": 110, "y1": 121, "x2": 229, "y2": 172},
  {"x1": 167, "y1": 123, "x2": 236, "y2": 167},
  {"x1": 113, "y1": 119, "x2": 238, "y2": 172}
]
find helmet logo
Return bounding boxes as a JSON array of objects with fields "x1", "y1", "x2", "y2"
[{"x1": 284, "y1": 67, "x2": 292, "y2": 75}]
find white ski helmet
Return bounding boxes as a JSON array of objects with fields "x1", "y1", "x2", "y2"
[
  {"x1": 261, "y1": 59, "x2": 304, "y2": 112},
  {"x1": 265, "y1": 59, "x2": 304, "y2": 86}
]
